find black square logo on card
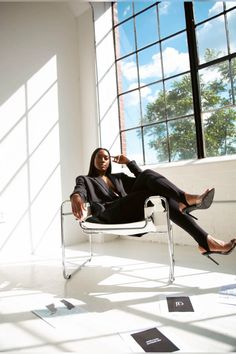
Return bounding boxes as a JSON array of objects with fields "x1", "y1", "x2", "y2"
[
  {"x1": 131, "y1": 327, "x2": 179, "y2": 352},
  {"x1": 166, "y1": 296, "x2": 194, "y2": 312}
]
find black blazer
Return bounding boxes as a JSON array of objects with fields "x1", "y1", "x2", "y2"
[{"x1": 71, "y1": 160, "x2": 142, "y2": 207}]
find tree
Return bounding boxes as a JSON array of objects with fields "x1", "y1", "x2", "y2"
[{"x1": 142, "y1": 49, "x2": 236, "y2": 162}]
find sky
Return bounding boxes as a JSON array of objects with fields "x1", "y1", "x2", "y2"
[{"x1": 115, "y1": 1, "x2": 236, "y2": 163}]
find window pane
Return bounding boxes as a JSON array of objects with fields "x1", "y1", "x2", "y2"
[
  {"x1": 121, "y1": 128, "x2": 143, "y2": 164},
  {"x1": 225, "y1": 2, "x2": 236, "y2": 10},
  {"x1": 119, "y1": 91, "x2": 141, "y2": 130},
  {"x1": 115, "y1": 19, "x2": 135, "y2": 58},
  {"x1": 165, "y1": 74, "x2": 193, "y2": 119},
  {"x1": 168, "y1": 117, "x2": 197, "y2": 161},
  {"x1": 232, "y1": 57, "x2": 236, "y2": 103},
  {"x1": 134, "y1": 1, "x2": 156, "y2": 14},
  {"x1": 193, "y1": 1, "x2": 223, "y2": 24},
  {"x1": 162, "y1": 32, "x2": 190, "y2": 78},
  {"x1": 159, "y1": 2, "x2": 185, "y2": 39},
  {"x1": 143, "y1": 123, "x2": 169, "y2": 164},
  {"x1": 203, "y1": 107, "x2": 236, "y2": 157},
  {"x1": 135, "y1": 6, "x2": 159, "y2": 49},
  {"x1": 114, "y1": 2, "x2": 133, "y2": 24},
  {"x1": 141, "y1": 82, "x2": 165, "y2": 123},
  {"x1": 227, "y1": 8, "x2": 236, "y2": 54},
  {"x1": 138, "y1": 44, "x2": 162, "y2": 86},
  {"x1": 196, "y1": 16, "x2": 228, "y2": 64},
  {"x1": 117, "y1": 54, "x2": 138, "y2": 93},
  {"x1": 199, "y1": 62, "x2": 232, "y2": 111}
]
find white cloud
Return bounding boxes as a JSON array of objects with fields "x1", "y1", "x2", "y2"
[
  {"x1": 162, "y1": 47, "x2": 189, "y2": 75},
  {"x1": 209, "y1": 2, "x2": 223, "y2": 17},
  {"x1": 159, "y1": 2, "x2": 170, "y2": 15},
  {"x1": 121, "y1": 47, "x2": 189, "y2": 84},
  {"x1": 123, "y1": 4, "x2": 131, "y2": 17}
]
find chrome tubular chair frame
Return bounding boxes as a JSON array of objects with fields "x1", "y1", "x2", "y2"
[{"x1": 60, "y1": 196, "x2": 175, "y2": 283}]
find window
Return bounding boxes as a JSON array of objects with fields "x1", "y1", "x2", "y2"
[{"x1": 112, "y1": 1, "x2": 236, "y2": 164}]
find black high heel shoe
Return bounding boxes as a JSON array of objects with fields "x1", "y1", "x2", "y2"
[
  {"x1": 201, "y1": 239, "x2": 236, "y2": 265},
  {"x1": 182, "y1": 188, "x2": 215, "y2": 220}
]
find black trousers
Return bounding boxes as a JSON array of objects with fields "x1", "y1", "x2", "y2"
[{"x1": 96, "y1": 169, "x2": 209, "y2": 250}]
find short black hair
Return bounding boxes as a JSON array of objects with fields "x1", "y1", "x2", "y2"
[{"x1": 87, "y1": 147, "x2": 112, "y2": 177}]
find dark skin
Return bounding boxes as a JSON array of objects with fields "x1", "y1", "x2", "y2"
[{"x1": 71, "y1": 150, "x2": 130, "y2": 221}]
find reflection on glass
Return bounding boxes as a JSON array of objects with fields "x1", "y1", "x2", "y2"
[
  {"x1": 199, "y1": 62, "x2": 232, "y2": 111},
  {"x1": 134, "y1": 1, "x2": 156, "y2": 14},
  {"x1": 119, "y1": 91, "x2": 141, "y2": 130},
  {"x1": 121, "y1": 128, "x2": 143, "y2": 164},
  {"x1": 135, "y1": 6, "x2": 158, "y2": 49},
  {"x1": 196, "y1": 16, "x2": 228, "y2": 64},
  {"x1": 227, "y1": 9, "x2": 236, "y2": 54},
  {"x1": 168, "y1": 117, "x2": 197, "y2": 161},
  {"x1": 117, "y1": 54, "x2": 138, "y2": 93},
  {"x1": 203, "y1": 107, "x2": 236, "y2": 157},
  {"x1": 162, "y1": 32, "x2": 189, "y2": 78},
  {"x1": 115, "y1": 19, "x2": 135, "y2": 58},
  {"x1": 193, "y1": 1, "x2": 223, "y2": 24},
  {"x1": 159, "y1": 2, "x2": 185, "y2": 39},
  {"x1": 165, "y1": 74, "x2": 193, "y2": 119},
  {"x1": 143, "y1": 123, "x2": 168, "y2": 164},
  {"x1": 114, "y1": 2, "x2": 133, "y2": 24},
  {"x1": 138, "y1": 44, "x2": 162, "y2": 85},
  {"x1": 141, "y1": 82, "x2": 165, "y2": 123}
]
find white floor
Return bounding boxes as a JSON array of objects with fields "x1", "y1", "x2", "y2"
[{"x1": 0, "y1": 239, "x2": 236, "y2": 353}]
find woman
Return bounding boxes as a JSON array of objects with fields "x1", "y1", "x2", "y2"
[{"x1": 70, "y1": 147, "x2": 236, "y2": 264}]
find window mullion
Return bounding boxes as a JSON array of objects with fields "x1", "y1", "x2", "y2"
[{"x1": 184, "y1": 2, "x2": 205, "y2": 159}]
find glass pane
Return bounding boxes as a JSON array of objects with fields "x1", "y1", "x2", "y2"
[
  {"x1": 115, "y1": 19, "x2": 135, "y2": 58},
  {"x1": 117, "y1": 54, "x2": 138, "y2": 93},
  {"x1": 162, "y1": 32, "x2": 190, "y2": 78},
  {"x1": 119, "y1": 91, "x2": 141, "y2": 130},
  {"x1": 168, "y1": 117, "x2": 197, "y2": 161},
  {"x1": 138, "y1": 44, "x2": 162, "y2": 85},
  {"x1": 135, "y1": 6, "x2": 159, "y2": 49},
  {"x1": 203, "y1": 107, "x2": 236, "y2": 157},
  {"x1": 121, "y1": 128, "x2": 143, "y2": 164},
  {"x1": 114, "y1": 2, "x2": 133, "y2": 25},
  {"x1": 196, "y1": 16, "x2": 228, "y2": 64},
  {"x1": 165, "y1": 74, "x2": 193, "y2": 119},
  {"x1": 143, "y1": 123, "x2": 169, "y2": 164},
  {"x1": 232, "y1": 57, "x2": 236, "y2": 103},
  {"x1": 159, "y1": 2, "x2": 186, "y2": 39},
  {"x1": 193, "y1": 1, "x2": 223, "y2": 24},
  {"x1": 227, "y1": 8, "x2": 236, "y2": 54},
  {"x1": 134, "y1": 1, "x2": 156, "y2": 14},
  {"x1": 141, "y1": 82, "x2": 165, "y2": 123},
  {"x1": 199, "y1": 62, "x2": 232, "y2": 111}
]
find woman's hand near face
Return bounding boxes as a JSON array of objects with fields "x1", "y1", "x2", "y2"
[
  {"x1": 70, "y1": 194, "x2": 87, "y2": 221},
  {"x1": 111, "y1": 154, "x2": 130, "y2": 165}
]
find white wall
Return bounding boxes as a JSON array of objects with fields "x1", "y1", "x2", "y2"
[
  {"x1": 1, "y1": 2, "x2": 235, "y2": 262},
  {"x1": 0, "y1": 2, "x2": 89, "y2": 258}
]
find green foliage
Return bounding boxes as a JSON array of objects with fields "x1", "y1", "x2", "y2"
[{"x1": 142, "y1": 49, "x2": 236, "y2": 162}]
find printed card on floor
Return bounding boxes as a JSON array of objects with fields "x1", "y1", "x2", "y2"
[
  {"x1": 32, "y1": 298, "x2": 87, "y2": 328},
  {"x1": 166, "y1": 296, "x2": 194, "y2": 312},
  {"x1": 131, "y1": 327, "x2": 179, "y2": 352}
]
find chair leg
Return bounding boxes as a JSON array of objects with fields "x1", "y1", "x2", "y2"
[
  {"x1": 60, "y1": 202, "x2": 93, "y2": 279},
  {"x1": 165, "y1": 203, "x2": 175, "y2": 284}
]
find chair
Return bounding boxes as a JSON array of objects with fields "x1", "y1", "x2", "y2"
[{"x1": 60, "y1": 196, "x2": 175, "y2": 284}]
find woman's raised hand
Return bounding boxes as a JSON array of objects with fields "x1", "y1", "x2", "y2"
[{"x1": 111, "y1": 154, "x2": 130, "y2": 165}]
